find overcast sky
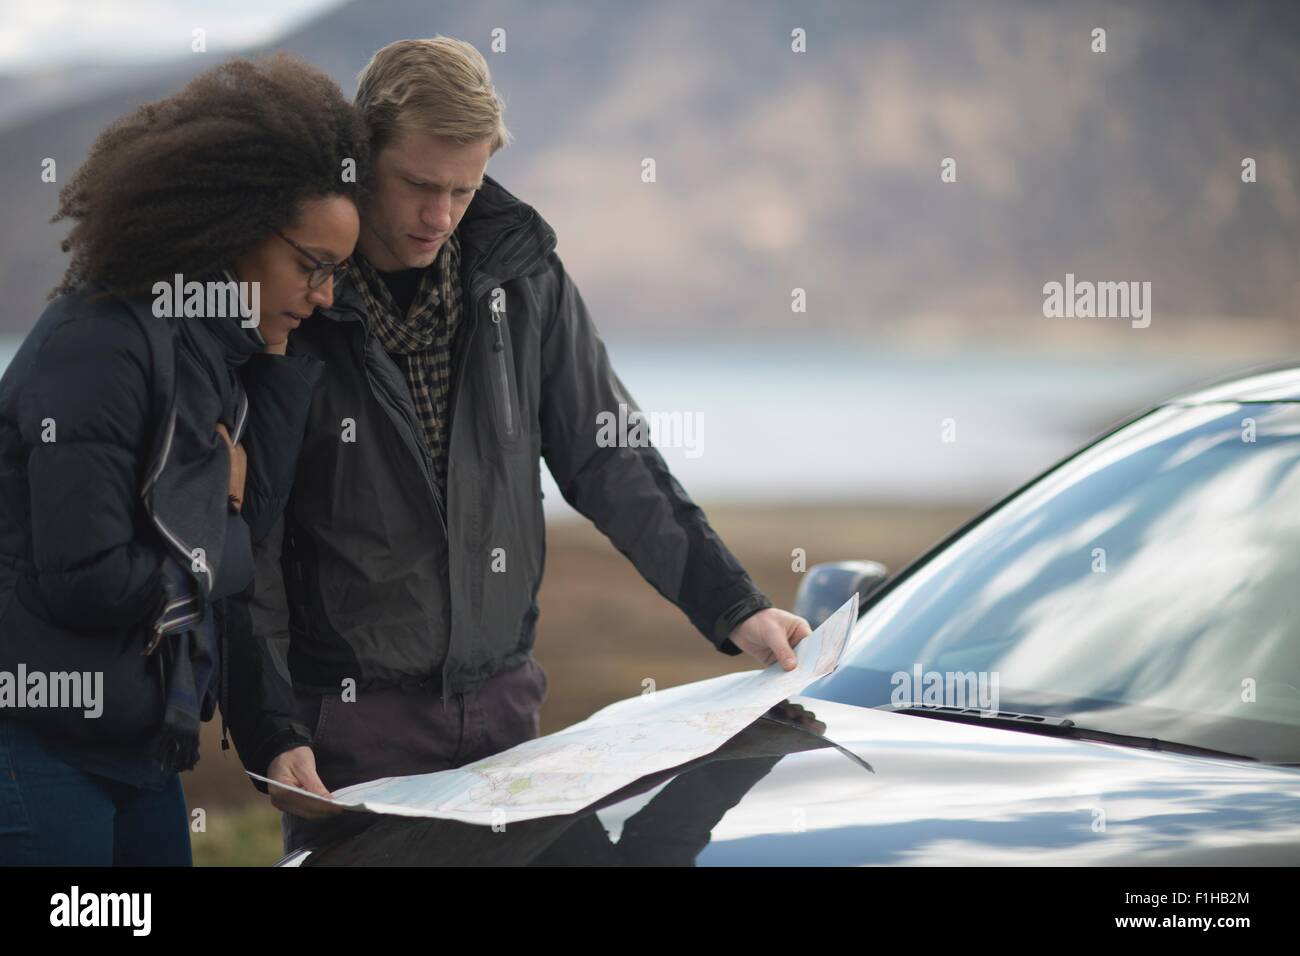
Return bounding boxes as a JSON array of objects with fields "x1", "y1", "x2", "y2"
[{"x1": 0, "y1": 0, "x2": 342, "y2": 72}]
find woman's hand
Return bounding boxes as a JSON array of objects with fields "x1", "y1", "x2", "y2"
[{"x1": 214, "y1": 422, "x2": 247, "y2": 512}]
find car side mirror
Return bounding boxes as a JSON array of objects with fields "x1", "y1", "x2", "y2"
[{"x1": 793, "y1": 560, "x2": 889, "y2": 630}]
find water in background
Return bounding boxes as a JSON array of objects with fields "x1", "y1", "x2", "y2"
[
  {"x1": 552, "y1": 337, "x2": 1261, "y2": 515},
  {"x1": 0, "y1": 334, "x2": 1266, "y2": 515}
]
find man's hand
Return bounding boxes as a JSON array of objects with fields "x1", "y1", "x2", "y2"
[
  {"x1": 265, "y1": 746, "x2": 344, "y2": 820},
  {"x1": 728, "y1": 608, "x2": 813, "y2": 670}
]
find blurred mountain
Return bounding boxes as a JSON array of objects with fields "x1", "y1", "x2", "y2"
[{"x1": 1, "y1": 0, "x2": 1297, "y2": 339}]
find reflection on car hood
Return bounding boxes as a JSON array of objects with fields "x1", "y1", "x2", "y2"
[
  {"x1": 295, "y1": 696, "x2": 1300, "y2": 866},
  {"x1": 658, "y1": 697, "x2": 1300, "y2": 865}
]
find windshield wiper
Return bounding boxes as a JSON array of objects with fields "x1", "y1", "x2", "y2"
[{"x1": 887, "y1": 703, "x2": 1260, "y2": 762}]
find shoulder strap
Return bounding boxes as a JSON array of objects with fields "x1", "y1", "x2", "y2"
[{"x1": 113, "y1": 292, "x2": 178, "y2": 480}]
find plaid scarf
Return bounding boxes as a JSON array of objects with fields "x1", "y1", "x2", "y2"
[{"x1": 350, "y1": 232, "x2": 463, "y2": 492}]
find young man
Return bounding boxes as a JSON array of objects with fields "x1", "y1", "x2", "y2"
[{"x1": 242, "y1": 37, "x2": 812, "y2": 853}]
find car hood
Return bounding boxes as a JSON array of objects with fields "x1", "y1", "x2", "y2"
[
  {"x1": 656, "y1": 697, "x2": 1300, "y2": 865},
  {"x1": 295, "y1": 696, "x2": 1300, "y2": 866}
]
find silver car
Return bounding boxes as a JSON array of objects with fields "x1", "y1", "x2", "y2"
[{"x1": 283, "y1": 366, "x2": 1300, "y2": 866}]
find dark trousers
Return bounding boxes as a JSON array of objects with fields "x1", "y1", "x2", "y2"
[
  {"x1": 0, "y1": 720, "x2": 191, "y2": 866},
  {"x1": 281, "y1": 655, "x2": 549, "y2": 854}
]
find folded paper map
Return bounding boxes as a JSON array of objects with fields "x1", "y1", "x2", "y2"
[{"x1": 249, "y1": 593, "x2": 858, "y2": 825}]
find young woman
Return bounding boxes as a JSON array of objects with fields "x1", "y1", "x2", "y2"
[{"x1": 0, "y1": 53, "x2": 367, "y2": 865}]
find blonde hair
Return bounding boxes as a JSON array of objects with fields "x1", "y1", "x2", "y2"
[{"x1": 355, "y1": 36, "x2": 512, "y2": 154}]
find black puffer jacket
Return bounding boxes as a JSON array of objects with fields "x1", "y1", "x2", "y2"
[{"x1": 0, "y1": 287, "x2": 320, "y2": 779}]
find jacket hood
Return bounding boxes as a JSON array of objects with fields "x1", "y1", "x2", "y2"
[{"x1": 458, "y1": 174, "x2": 557, "y2": 281}]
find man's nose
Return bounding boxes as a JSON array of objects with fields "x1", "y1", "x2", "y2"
[{"x1": 421, "y1": 194, "x2": 452, "y2": 233}]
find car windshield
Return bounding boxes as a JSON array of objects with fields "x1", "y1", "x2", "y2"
[{"x1": 805, "y1": 401, "x2": 1300, "y2": 764}]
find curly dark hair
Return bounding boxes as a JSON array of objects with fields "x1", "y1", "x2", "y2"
[{"x1": 51, "y1": 53, "x2": 370, "y2": 299}]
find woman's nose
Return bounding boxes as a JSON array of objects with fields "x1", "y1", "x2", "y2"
[{"x1": 307, "y1": 275, "x2": 334, "y2": 309}]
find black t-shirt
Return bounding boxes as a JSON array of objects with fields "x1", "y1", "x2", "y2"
[{"x1": 378, "y1": 266, "x2": 428, "y2": 318}]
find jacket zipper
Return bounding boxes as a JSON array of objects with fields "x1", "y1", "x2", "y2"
[
  {"x1": 437, "y1": 305, "x2": 482, "y2": 711},
  {"x1": 218, "y1": 597, "x2": 230, "y2": 751},
  {"x1": 437, "y1": 288, "x2": 510, "y2": 710},
  {"x1": 231, "y1": 390, "x2": 249, "y2": 444},
  {"x1": 218, "y1": 390, "x2": 245, "y2": 752},
  {"x1": 490, "y1": 300, "x2": 516, "y2": 439}
]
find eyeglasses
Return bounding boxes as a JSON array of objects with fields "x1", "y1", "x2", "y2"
[{"x1": 274, "y1": 229, "x2": 349, "y2": 289}]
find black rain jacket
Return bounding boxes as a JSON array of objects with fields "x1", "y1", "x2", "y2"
[{"x1": 242, "y1": 176, "x2": 773, "y2": 772}]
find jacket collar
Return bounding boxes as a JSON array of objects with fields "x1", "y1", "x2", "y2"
[
  {"x1": 458, "y1": 174, "x2": 557, "y2": 281},
  {"x1": 323, "y1": 174, "x2": 557, "y2": 323},
  {"x1": 193, "y1": 269, "x2": 266, "y2": 367}
]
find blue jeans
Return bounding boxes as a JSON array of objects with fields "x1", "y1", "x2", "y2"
[{"x1": 0, "y1": 720, "x2": 192, "y2": 866}]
